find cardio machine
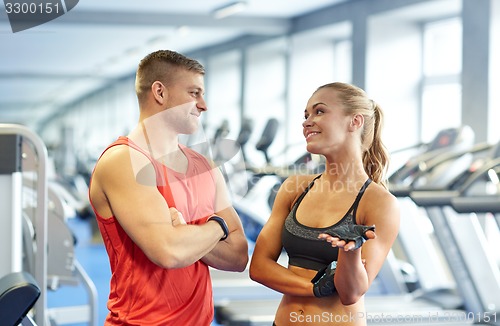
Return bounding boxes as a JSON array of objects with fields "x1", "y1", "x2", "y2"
[
  {"x1": 409, "y1": 139, "x2": 500, "y2": 325},
  {"x1": 0, "y1": 124, "x2": 98, "y2": 326},
  {"x1": 450, "y1": 141, "x2": 500, "y2": 228}
]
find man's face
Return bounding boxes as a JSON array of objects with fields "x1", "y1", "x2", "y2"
[{"x1": 162, "y1": 71, "x2": 206, "y2": 135}]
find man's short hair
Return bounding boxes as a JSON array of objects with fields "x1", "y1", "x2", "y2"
[{"x1": 135, "y1": 50, "x2": 205, "y2": 102}]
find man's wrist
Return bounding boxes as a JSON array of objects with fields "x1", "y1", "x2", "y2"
[{"x1": 207, "y1": 215, "x2": 229, "y2": 241}]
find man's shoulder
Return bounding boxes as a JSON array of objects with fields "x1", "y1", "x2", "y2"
[{"x1": 96, "y1": 141, "x2": 152, "y2": 178}]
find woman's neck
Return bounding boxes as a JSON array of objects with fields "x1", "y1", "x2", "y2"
[{"x1": 321, "y1": 153, "x2": 368, "y2": 188}]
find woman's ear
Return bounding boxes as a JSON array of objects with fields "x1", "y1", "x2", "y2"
[
  {"x1": 349, "y1": 113, "x2": 364, "y2": 132},
  {"x1": 151, "y1": 81, "x2": 166, "y2": 105}
]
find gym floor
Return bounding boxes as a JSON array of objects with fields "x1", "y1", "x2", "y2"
[{"x1": 47, "y1": 217, "x2": 112, "y2": 326}]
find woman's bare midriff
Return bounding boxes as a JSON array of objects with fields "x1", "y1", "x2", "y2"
[{"x1": 274, "y1": 265, "x2": 367, "y2": 326}]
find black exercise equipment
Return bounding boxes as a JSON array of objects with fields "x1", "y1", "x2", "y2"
[
  {"x1": 0, "y1": 271, "x2": 40, "y2": 326},
  {"x1": 236, "y1": 118, "x2": 254, "y2": 163},
  {"x1": 255, "y1": 118, "x2": 279, "y2": 164}
]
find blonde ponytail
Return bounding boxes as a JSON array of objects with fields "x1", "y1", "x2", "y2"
[{"x1": 362, "y1": 102, "x2": 389, "y2": 188}]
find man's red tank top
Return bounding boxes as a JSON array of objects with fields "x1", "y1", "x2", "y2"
[{"x1": 90, "y1": 136, "x2": 216, "y2": 325}]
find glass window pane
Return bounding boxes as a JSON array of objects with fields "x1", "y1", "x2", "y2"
[
  {"x1": 333, "y1": 40, "x2": 352, "y2": 83},
  {"x1": 205, "y1": 51, "x2": 242, "y2": 141},
  {"x1": 423, "y1": 18, "x2": 462, "y2": 76},
  {"x1": 287, "y1": 40, "x2": 336, "y2": 164},
  {"x1": 421, "y1": 83, "x2": 462, "y2": 142},
  {"x1": 245, "y1": 39, "x2": 287, "y2": 166}
]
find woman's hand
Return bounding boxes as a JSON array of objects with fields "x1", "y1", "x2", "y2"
[{"x1": 318, "y1": 225, "x2": 376, "y2": 251}]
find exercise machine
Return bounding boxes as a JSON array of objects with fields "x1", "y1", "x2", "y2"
[
  {"x1": 0, "y1": 124, "x2": 98, "y2": 326},
  {"x1": 0, "y1": 271, "x2": 40, "y2": 326},
  {"x1": 0, "y1": 125, "x2": 48, "y2": 326},
  {"x1": 409, "y1": 140, "x2": 500, "y2": 324},
  {"x1": 230, "y1": 118, "x2": 283, "y2": 242},
  {"x1": 450, "y1": 143, "x2": 500, "y2": 227},
  {"x1": 388, "y1": 126, "x2": 488, "y2": 309}
]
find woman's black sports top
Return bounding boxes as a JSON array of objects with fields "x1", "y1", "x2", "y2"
[{"x1": 282, "y1": 175, "x2": 372, "y2": 271}]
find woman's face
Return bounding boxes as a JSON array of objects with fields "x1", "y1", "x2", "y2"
[{"x1": 302, "y1": 88, "x2": 352, "y2": 155}]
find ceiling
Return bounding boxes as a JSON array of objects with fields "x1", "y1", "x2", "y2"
[{"x1": 0, "y1": 0, "x2": 349, "y2": 129}]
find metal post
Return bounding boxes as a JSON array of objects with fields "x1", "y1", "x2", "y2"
[
  {"x1": 0, "y1": 124, "x2": 48, "y2": 326},
  {"x1": 0, "y1": 134, "x2": 23, "y2": 278}
]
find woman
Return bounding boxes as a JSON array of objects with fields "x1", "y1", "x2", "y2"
[{"x1": 249, "y1": 82, "x2": 400, "y2": 325}]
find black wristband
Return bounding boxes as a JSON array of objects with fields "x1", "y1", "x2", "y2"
[{"x1": 207, "y1": 215, "x2": 229, "y2": 241}]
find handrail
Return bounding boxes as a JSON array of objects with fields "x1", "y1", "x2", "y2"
[{"x1": 0, "y1": 124, "x2": 48, "y2": 326}]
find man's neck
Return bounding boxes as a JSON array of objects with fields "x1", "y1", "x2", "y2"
[{"x1": 128, "y1": 118, "x2": 179, "y2": 160}]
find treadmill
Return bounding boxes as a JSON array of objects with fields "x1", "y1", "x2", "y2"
[
  {"x1": 450, "y1": 147, "x2": 500, "y2": 229},
  {"x1": 388, "y1": 126, "x2": 489, "y2": 309},
  {"x1": 409, "y1": 141, "x2": 500, "y2": 325}
]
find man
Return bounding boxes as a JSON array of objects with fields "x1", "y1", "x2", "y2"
[{"x1": 89, "y1": 50, "x2": 248, "y2": 325}]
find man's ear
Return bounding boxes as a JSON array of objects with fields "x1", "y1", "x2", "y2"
[
  {"x1": 349, "y1": 113, "x2": 364, "y2": 131},
  {"x1": 151, "y1": 81, "x2": 166, "y2": 105}
]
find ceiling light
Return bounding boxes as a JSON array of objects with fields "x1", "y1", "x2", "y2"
[
  {"x1": 147, "y1": 35, "x2": 169, "y2": 47},
  {"x1": 176, "y1": 26, "x2": 191, "y2": 37},
  {"x1": 212, "y1": 1, "x2": 247, "y2": 19}
]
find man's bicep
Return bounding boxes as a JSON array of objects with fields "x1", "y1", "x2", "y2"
[
  {"x1": 101, "y1": 151, "x2": 173, "y2": 248},
  {"x1": 110, "y1": 179, "x2": 172, "y2": 229}
]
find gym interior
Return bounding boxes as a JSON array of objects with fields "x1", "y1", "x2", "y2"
[{"x1": 1, "y1": 0, "x2": 500, "y2": 325}]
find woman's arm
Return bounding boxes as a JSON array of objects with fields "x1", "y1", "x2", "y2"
[
  {"x1": 249, "y1": 175, "x2": 317, "y2": 296},
  {"x1": 320, "y1": 186, "x2": 400, "y2": 305}
]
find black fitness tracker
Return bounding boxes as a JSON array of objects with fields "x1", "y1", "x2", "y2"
[{"x1": 207, "y1": 215, "x2": 229, "y2": 241}]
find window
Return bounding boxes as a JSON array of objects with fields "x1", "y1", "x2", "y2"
[{"x1": 421, "y1": 17, "x2": 462, "y2": 143}]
